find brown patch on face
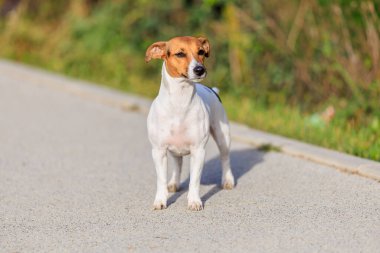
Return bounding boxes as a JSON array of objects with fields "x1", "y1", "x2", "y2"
[
  {"x1": 145, "y1": 36, "x2": 210, "y2": 78},
  {"x1": 165, "y1": 36, "x2": 210, "y2": 78}
]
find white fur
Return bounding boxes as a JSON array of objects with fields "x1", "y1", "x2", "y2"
[
  {"x1": 188, "y1": 58, "x2": 206, "y2": 81},
  {"x1": 147, "y1": 61, "x2": 234, "y2": 211}
]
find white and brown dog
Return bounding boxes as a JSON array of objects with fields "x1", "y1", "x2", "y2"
[{"x1": 145, "y1": 36, "x2": 234, "y2": 211}]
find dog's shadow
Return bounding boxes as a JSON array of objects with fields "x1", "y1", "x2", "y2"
[{"x1": 167, "y1": 148, "x2": 264, "y2": 207}]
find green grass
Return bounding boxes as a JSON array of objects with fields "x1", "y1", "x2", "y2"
[
  {"x1": 257, "y1": 144, "x2": 282, "y2": 153},
  {"x1": 222, "y1": 95, "x2": 380, "y2": 160}
]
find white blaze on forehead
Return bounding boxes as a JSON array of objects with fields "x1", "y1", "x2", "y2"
[
  {"x1": 187, "y1": 58, "x2": 198, "y2": 79},
  {"x1": 187, "y1": 57, "x2": 206, "y2": 81}
]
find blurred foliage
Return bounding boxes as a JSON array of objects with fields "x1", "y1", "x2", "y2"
[{"x1": 0, "y1": 0, "x2": 379, "y2": 160}]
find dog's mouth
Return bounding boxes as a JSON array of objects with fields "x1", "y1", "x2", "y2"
[
  {"x1": 190, "y1": 77, "x2": 205, "y2": 82},
  {"x1": 182, "y1": 72, "x2": 207, "y2": 82}
]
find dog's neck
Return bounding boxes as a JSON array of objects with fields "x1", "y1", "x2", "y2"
[{"x1": 157, "y1": 62, "x2": 196, "y2": 112}]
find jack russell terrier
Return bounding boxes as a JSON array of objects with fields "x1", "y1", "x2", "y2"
[{"x1": 145, "y1": 36, "x2": 234, "y2": 211}]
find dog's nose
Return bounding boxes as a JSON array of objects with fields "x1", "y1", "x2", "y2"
[{"x1": 193, "y1": 65, "x2": 205, "y2": 76}]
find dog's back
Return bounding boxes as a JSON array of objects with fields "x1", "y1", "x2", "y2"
[{"x1": 195, "y1": 84, "x2": 226, "y2": 121}]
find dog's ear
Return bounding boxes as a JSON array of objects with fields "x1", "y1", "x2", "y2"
[
  {"x1": 145, "y1": 41, "x2": 167, "y2": 62},
  {"x1": 197, "y1": 37, "x2": 210, "y2": 57}
]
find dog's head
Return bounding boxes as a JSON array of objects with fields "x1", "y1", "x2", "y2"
[{"x1": 145, "y1": 36, "x2": 210, "y2": 81}]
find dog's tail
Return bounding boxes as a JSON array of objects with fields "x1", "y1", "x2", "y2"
[
  {"x1": 210, "y1": 87, "x2": 222, "y2": 103},
  {"x1": 211, "y1": 87, "x2": 220, "y2": 94}
]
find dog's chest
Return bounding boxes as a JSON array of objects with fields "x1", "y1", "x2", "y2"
[
  {"x1": 148, "y1": 90, "x2": 210, "y2": 155},
  {"x1": 164, "y1": 120, "x2": 193, "y2": 155}
]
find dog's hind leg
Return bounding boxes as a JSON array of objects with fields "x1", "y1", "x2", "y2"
[
  {"x1": 210, "y1": 113, "x2": 235, "y2": 190},
  {"x1": 168, "y1": 155, "x2": 182, "y2": 192}
]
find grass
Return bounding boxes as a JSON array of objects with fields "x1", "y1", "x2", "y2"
[
  {"x1": 257, "y1": 144, "x2": 282, "y2": 153},
  {"x1": 222, "y1": 95, "x2": 380, "y2": 160}
]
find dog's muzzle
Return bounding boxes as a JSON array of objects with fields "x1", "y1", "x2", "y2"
[{"x1": 188, "y1": 59, "x2": 207, "y2": 81}]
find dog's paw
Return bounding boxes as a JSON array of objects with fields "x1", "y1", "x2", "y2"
[
  {"x1": 187, "y1": 199, "x2": 203, "y2": 211},
  {"x1": 167, "y1": 183, "x2": 180, "y2": 193},
  {"x1": 222, "y1": 174, "x2": 235, "y2": 190},
  {"x1": 222, "y1": 181, "x2": 234, "y2": 190},
  {"x1": 153, "y1": 199, "x2": 167, "y2": 210}
]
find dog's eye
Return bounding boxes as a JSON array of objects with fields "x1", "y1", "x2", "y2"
[
  {"x1": 175, "y1": 52, "x2": 186, "y2": 58},
  {"x1": 198, "y1": 49, "x2": 205, "y2": 56}
]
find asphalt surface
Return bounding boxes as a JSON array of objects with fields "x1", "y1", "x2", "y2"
[{"x1": 1, "y1": 62, "x2": 380, "y2": 252}]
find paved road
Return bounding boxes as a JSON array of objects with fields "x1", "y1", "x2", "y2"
[{"x1": 0, "y1": 62, "x2": 380, "y2": 252}]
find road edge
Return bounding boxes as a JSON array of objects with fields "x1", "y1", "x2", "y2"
[{"x1": 1, "y1": 59, "x2": 379, "y2": 181}]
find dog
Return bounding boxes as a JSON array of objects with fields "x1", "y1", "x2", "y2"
[{"x1": 145, "y1": 36, "x2": 234, "y2": 211}]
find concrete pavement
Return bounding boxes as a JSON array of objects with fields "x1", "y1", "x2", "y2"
[{"x1": 0, "y1": 60, "x2": 380, "y2": 252}]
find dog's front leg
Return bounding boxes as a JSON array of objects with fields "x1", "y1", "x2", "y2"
[
  {"x1": 188, "y1": 147, "x2": 206, "y2": 211},
  {"x1": 152, "y1": 148, "x2": 168, "y2": 210}
]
